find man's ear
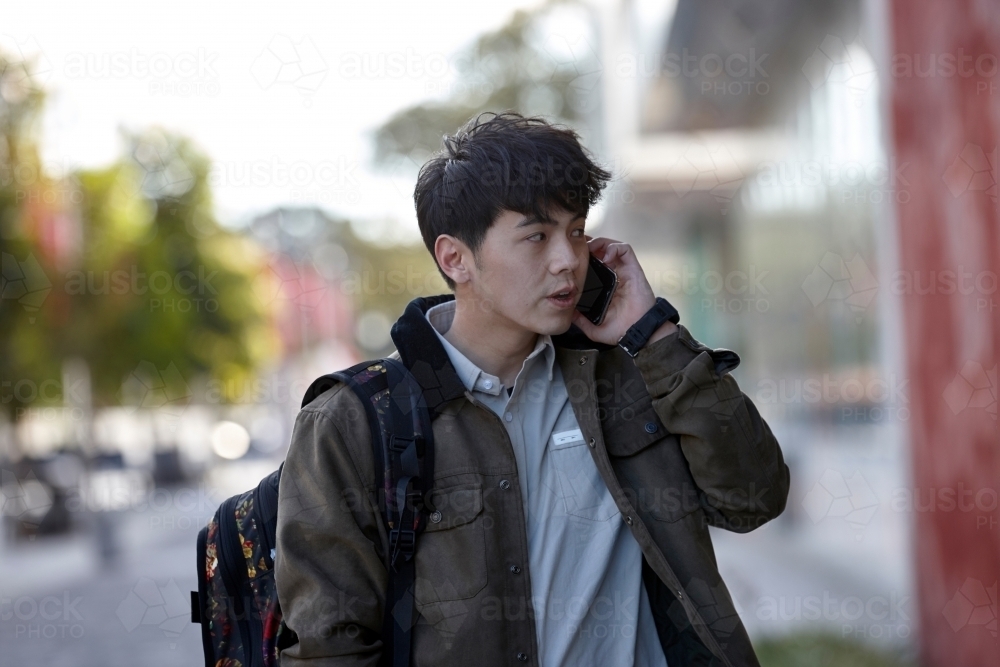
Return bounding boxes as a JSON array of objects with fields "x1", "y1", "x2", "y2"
[{"x1": 434, "y1": 234, "x2": 473, "y2": 286}]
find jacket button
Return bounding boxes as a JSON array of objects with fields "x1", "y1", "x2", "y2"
[
  {"x1": 644, "y1": 422, "x2": 658, "y2": 434},
  {"x1": 579, "y1": 356, "x2": 587, "y2": 365},
  {"x1": 517, "y1": 652, "x2": 529, "y2": 662},
  {"x1": 588, "y1": 438, "x2": 595, "y2": 448},
  {"x1": 499, "y1": 479, "x2": 511, "y2": 490},
  {"x1": 430, "y1": 511, "x2": 442, "y2": 523},
  {"x1": 510, "y1": 564, "x2": 521, "y2": 574},
  {"x1": 624, "y1": 515, "x2": 633, "y2": 525}
]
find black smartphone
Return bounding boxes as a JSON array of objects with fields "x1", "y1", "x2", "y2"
[{"x1": 576, "y1": 253, "x2": 618, "y2": 326}]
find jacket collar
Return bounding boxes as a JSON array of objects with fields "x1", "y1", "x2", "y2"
[{"x1": 389, "y1": 294, "x2": 614, "y2": 415}]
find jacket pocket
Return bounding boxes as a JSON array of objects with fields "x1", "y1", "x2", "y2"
[
  {"x1": 413, "y1": 482, "x2": 488, "y2": 606},
  {"x1": 602, "y1": 399, "x2": 701, "y2": 523},
  {"x1": 551, "y1": 439, "x2": 621, "y2": 522}
]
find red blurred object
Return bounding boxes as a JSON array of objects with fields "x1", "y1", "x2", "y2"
[{"x1": 889, "y1": 1, "x2": 1000, "y2": 664}]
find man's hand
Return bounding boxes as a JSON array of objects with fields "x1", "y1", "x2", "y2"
[{"x1": 571, "y1": 236, "x2": 678, "y2": 346}]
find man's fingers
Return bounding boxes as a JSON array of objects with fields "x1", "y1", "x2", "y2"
[
  {"x1": 602, "y1": 242, "x2": 632, "y2": 263},
  {"x1": 587, "y1": 236, "x2": 622, "y2": 255}
]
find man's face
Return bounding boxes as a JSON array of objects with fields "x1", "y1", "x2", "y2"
[{"x1": 464, "y1": 206, "x2": 590, "y2": 335}]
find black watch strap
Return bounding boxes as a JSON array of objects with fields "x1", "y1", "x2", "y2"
[{"x1": 618, "y1": 297, "x2": 679, "y2": 358}]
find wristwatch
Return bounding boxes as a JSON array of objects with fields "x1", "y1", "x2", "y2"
[{"x1": 618, "y1": 297, "x2": 680, "y2": 358}]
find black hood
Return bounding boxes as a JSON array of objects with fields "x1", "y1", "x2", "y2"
[{"x1": 388, "y1": 294, "x2": 611, "y2": 416}]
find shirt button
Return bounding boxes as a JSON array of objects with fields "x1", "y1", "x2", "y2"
[
  {"x1": 483, "y1": 379, "x2": 493, "y2": 389},
  {"x1": 430, "y1": 511, "x2": 442, "y2": 523},
  {"x1": 510, "y1": 564, "x2": 521, "y2": 574},
  {"x1": 499, "y1": 479, "x2": 511, "y2": 490},
  {"x1": 517, "y1": 652, "x2": 529, "y2": 662},
  {"x1": 579, "y1": 356, "x2": 587, "y2": 365},
  {"x1": 624, "y1": 515, "x2": 633, "y2": 525},
  {"x1": 588, "y1": 438, "x2": 596, "y2": 448},
  {"x1": 504, "y1": 412, "x2": 513, "y2": 422},
  {"x1": 644, "y1": 422, "x2": 658, "y2": 434}
]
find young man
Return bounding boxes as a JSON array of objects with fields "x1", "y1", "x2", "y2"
[{"x1": 275, "y1": 112, "x2": 790, "y2": 667}]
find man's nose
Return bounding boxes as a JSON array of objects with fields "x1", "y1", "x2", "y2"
[{"x1": 550, "y1": 237, "x2": 581, "y2": 274}]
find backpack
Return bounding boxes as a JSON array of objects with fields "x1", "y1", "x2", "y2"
[{"x1": 190, "y1": 357, "x2": 437, "y2": 667}]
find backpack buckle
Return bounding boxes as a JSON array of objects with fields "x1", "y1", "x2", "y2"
[
  {"x1": 389, "y1": 434, "x2": 424, "y2": 454},
  {"x1": 389, "y1": 528, "x2": 416, "y2": 569}
]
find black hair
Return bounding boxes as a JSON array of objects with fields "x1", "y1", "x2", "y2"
[{"x1": 414, "y1": 110, "x2": 612, "y2": 290}]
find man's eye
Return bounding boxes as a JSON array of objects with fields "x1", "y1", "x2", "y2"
[
  {"x1": 527, "y1": 233, "x2": 545, "y2": 242},
  {"x1": 572, "y1": 228, "x2": 585, "y2": 237}
]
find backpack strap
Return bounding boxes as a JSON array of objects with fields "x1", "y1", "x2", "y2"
[{"x1": 302, "y1": 358, "x2": 434, "y2": 667}]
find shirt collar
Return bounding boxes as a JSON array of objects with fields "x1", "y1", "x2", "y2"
[{"x1": 425, "y1": 300, "x2": 556, "y2": 396}]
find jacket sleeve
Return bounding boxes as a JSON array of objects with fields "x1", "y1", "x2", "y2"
[
  {"x1": 275, "y1": 388, "x2": 387, "y2": 666},
  {"x1": 632, "y1": 323, "x2": 790, "y2": 532}
]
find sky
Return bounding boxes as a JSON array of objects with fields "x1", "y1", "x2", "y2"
[{"x1": 5, "y1": 0, "x2": 549, "y2": 244}]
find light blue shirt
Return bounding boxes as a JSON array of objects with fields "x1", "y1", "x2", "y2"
[{"x1": 425, "y1": 300, "x2": 668, "y2": 667}]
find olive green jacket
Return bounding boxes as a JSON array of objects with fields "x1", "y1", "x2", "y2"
[{"x1": 275, "y1": 294, "x2": 790, "y2": 666}]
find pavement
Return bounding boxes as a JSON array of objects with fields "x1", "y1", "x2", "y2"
[
  {"x1": 0, "y1": 458, "x2": 280, "y2": 667},
  {"x1": 0, "y1": 423, "x2": 919, "y2": 665}
]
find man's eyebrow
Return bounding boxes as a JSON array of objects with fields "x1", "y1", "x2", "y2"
[{"x1": 515, "y1": 213, "x2": 585, "y2": 228}]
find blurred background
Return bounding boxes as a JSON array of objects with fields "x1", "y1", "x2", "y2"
[{"x1": 0, "y1": 1, "x2": 996, "y2": 665}]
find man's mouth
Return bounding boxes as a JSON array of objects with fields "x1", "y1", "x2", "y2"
[{"x1": 546, "y1": 286, "x2": 578, "y2": 309}]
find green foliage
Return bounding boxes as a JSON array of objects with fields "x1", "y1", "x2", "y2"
[
  {"x1": 755, "y1": 634, "x2": 916, "y2": 667},
  {"x1": 61, "y1": 129, "x2": 269, "y2": 407},
  {"x1": 0, "y1": 92, "x2": 269, "y2": 415},
  {"x1": 371, "y1": 0, "x2": 600, "y2": 167}
]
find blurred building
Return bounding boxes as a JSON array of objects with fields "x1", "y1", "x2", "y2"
[{"x1": 592, "y1": 1, "x2": 998, "y2": 665}]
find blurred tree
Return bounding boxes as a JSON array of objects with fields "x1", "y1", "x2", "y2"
[
  {"x1": 371, "y1": 0, "x2": 602, "y2": 167},
  {"x1": 59, "y1": 128, "x2": 272, "y2": 407},
  {"x1": 0, "y1": 47, "x2": 56, "y2": 420},
  {"x1": 0, "y1": 61, "x2": 271, "y2": 419}
]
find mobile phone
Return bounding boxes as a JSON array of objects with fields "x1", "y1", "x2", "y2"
[{"x1": 576, "y1": 253, "x2": 618, "y2": 326}]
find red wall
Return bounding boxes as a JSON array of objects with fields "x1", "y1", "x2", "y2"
[{"x1": 889, "y1": 1, "x2": 1000, "y2": 664}]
